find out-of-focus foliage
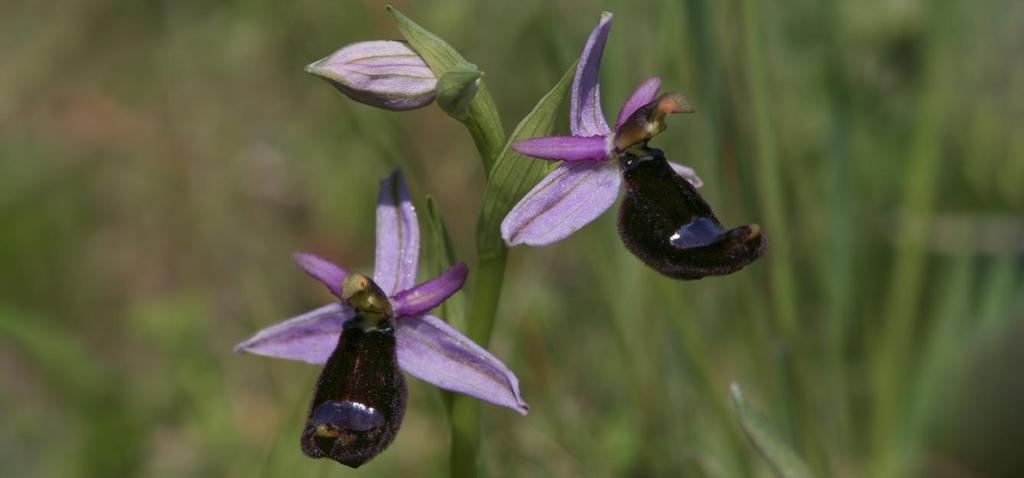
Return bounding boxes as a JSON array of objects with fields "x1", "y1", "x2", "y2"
[{"x1": 1, "y1": 0, "x2": 1022, "y2": 477}]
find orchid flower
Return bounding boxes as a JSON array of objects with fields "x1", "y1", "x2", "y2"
[
  {"x1": 236, "y1": 169, "x2": 527, "y2": 467},
  {"x1": 501, "y1": 12, "x2": 766, "y2": 280}
]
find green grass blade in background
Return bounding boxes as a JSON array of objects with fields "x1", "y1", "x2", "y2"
[
  {"x1": 902, "y1": 255, "x2": 974, "y2": 473},
  {"x1": 738, "y1": 0, "x2": 820, "y2": 470},
  {"x1": 870, "y1": 3, "x2": 960, "y2": 474},
  {"x1": 731, "y1": 384, "x2": 815, "y2": 478},
  {"x1": 0, "y1": 307, "x2": 105, "y2": 396},
  {"x1": 975, "y1": 256, "x2": 1019, "y2": 332},
  {"x1": 737, "y1": 0, "x2": 798, "y2": 340},
  {"x1": 820, "y1": 0, "x2": 855, "y2": 460}
]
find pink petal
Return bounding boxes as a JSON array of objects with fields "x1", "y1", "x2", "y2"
[
  {"x1": 614, "y1": 77, "x2": 661, "y2": 131},
  {"x1": 374, "y1": 169, "x2": 420, "y2": 296},
  {"x1": 511, "y1": 135, "x2": 610, "y2": 162},
  {"x1": 292, "y1": 252, "x2": 348, "y2": 298},
  {"x1": 395, "y1": 314, "x2": 528, "y2": 415},
  {"x1": 233, "y1": 303, "x2": 352, "y2": 365},
  {"x1": 391, "y1": 263, "x2": 468, "y2": 317},
  {"x1": 501, "y1": 160, "x2": 621, "y2": 246},
  {"x1": 570, "y1": 13, "x2": 613, "y2": 137}
]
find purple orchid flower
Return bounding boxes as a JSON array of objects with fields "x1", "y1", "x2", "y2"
[
  {"x1": 502, "y1": 12, "x2": 766, "y2": 280},
  {"x1": 236, "y1": 169, "x2": 527, "y2": 467}
]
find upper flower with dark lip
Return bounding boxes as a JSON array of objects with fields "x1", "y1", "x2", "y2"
[
  {"x1": 501, "y1": 13, "x2": 701, "y2": 247},
  {"x1": 235, "y1": 169, "x2": 527, "y2": 466},
  {"x1": 501, "y1": 12, "x2": 766, "y2": 280}
]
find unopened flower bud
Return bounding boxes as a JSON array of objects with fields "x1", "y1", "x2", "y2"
[
  {"x1": 436, "y1": 64, "x2": 482, "y2": 121},
  {"x1": 306, "y1": 40, "x2": 437, "y2": 111}
]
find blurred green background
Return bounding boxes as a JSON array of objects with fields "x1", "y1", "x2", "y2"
[{"x1": 2, "y1": 0, "x2": 1023, "y2": 476}]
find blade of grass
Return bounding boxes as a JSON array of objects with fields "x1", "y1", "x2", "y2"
[
  {"x1": 659, "y1": 279, "x2": 753, "y2": 477},
  {"x1": 900, "y1": 255, "x2": 975, "y2": 475},
  {"x1": 869, "y1": 3, "x2": 960, "y2": 474},
  {"x1": 738, "y1": 0, "x2": 821, "y2": 470},
  {"x1": 821, "y1": 0, "x2": 855, "y2": 461},
  {"x1": 730, "y1": 384, "x2": 816, "y2": 478}
]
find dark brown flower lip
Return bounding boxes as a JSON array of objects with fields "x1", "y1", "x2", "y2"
[
  {"x1": 617, "y1": 147, "x2": 766, "y2": 280},
  {"x1": 300, "y1": 317, "x2": 407, "y2": 468}
]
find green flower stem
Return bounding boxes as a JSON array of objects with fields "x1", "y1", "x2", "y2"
[
  {"x1": 448, "y1": 78, "x2": 510, "y2": 478},
  {"x1": 465, "y1": 251, "x2": 509, "y2": 346},
  {"x1": 449, "y1": 390, "x2": 485, "y2": 478},
  {"x1": 449, "y1": 64, "x2": 575, "y2": 477},
  {"x1": 450, "y1": 133, "x2": 508, "y2": 478},
  {"x1": 451, "y1": 250, "x2": 507, "y2": 478},
  {"x1": 463, "y1": 86, "x2": 506, "y2": 176}
]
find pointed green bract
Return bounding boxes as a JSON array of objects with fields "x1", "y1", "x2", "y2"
[
  {"x1": 386, "y1": 5, "x2": 505, "y2": 173},
  {"x1": 731, "y1": 384, "x2": 816, "y2": 478},
  {"x1": 385, "y1": 5, "x2": 467, "y2": 73},
  {"x1": 424, "y1": 196, "x2": 464, "y2": 331},
  {"x1": 475, "y1": 61, "x2": 578, "y2": 259}
]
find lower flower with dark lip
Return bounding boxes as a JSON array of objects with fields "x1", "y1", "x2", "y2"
[
  {"x1": 236, "y1": 169, "x2": 527, "y2": 468},
  {"x1": 301, "y1": 273, "x2": 406, "y2": 468}
]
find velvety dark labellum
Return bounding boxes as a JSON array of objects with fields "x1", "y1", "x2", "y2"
[
  {"x1": 617, "y1": 148, "x2": 766, "y2": 280},
  {"x1": 300, "y1": 317, "x2": 407, "y2": 468}
]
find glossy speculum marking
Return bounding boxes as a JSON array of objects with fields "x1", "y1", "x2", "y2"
[
  {"x1": 617, "y1": 147, "x2": 766, "y2": 280},
  {"x1": 300, "y1": 275, "x2": 407, "y2": 468}
]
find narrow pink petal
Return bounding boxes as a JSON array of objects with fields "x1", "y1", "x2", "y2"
[
  {"x1": 614, "y1": 77, "x2": 662, "y2": 131},
  {"x1": 374, "y1": 169, "x2": 419, "y2": 296},
  {"x1": 669, "y1": 161, "x2": 704, "y2": 188},
  {"x1": 570, "y1": 13, "x2": 613, "y2": 137},
  {"x1": 511, "y1": 135, "x2": 610, "y2": 162},
  {"x1": 233, "y1": 303, "x2": 353, "y2": 365},
  {"x1": 292, "y1": 252, "x2": 347, "y2": 298},
  {"x1": 395, "y1": 314, "x2": 528, "y2": 415},
  {"x1": 501, "y1": 160, "x2": 621, "y2": 246},
  {"x1": 391, "y1": 263, "x2": 468, "y2": 317}
]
